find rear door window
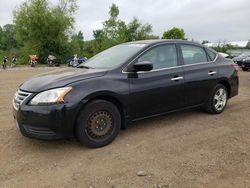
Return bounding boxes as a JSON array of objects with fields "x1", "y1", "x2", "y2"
[{"x1": 180, "y1": 45, "x2": 208, "y2": 65}]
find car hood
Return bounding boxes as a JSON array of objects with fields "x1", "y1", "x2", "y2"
[
  {"x1": 233, "y1": 57, "x2": 245, "y2": 61},
  {"x1": 20, "y1": 67, "x2": 107, "y2": 92}
]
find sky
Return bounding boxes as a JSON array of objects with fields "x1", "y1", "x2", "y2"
[{"x1": 0, "y1": 0, "x2": 249, "y2": 42}]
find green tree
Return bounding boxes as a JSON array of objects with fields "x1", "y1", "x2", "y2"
[
  {"x1": 162, "y1": 27, "x2": 186, "y2": 40},
  {"x1": 99, "y1": 3, "x2": 127, "y2": 49},
  {"x1": 0, "y1": 24, "x2": 18, "y2": 51},
  {"x1": 92, "y1": 29, "x2": 106, "y2": 52},
  {"x1": 82, "y1": 40, "x2": 96, "y2": 58},
  {"x1": 14, "y1": 0, "x2": 77, "y2": 63},
  {"x1": 126, "y1": 18, "x2": 158, "y2": 41},
  {"x1": 70, "y1": 31, "x2": 84, "y2": 55},
  {"x1": 91, "y1": 3, "x2": 157, "y2": 55},
  {"x1": 0, "y1": 26, "x2": 2, "y2": 49}
]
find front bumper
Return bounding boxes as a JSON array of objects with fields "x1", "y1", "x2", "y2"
[
  {"x1": 234, "y1": 61, "x2": 243, "y2": 66},
  {"x1": 242, "y1": 62, "x2": 250, "y2": 69},
  {"x1": 13, "y1": 102, "x2": 80, "y2": 140}
]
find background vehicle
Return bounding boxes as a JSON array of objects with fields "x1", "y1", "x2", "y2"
[
  {"x1": 67, "y1": 55, "x2": 78, "y2": 67},
  {"x1": 78, "y1": 57, "x2": 87, "y2": 63},
  {"x1": 67, "y1": 58, "x2": 79, "y2": 67},
  {"x1": 242, "y1": 57, "x2": 250, "y2": 71},
  {"x1": 2, "y1": 56, "x2": 7, "y2": 69},
  {"x1": 13, "y1": 40, "x2": 239, "y2": 148},
  {"x1": 29, "y1": 55, "x2": 38, "y2": 67},
  {"x1": 67, "y1": 56, "x2": 87, "y2": 67},
  {"x1": 47, "y1": 55, "x2": 60, "y2": 67},
  {"x1": 11, "y1": 55, "x2": 17, "y2": 68},
  {"x1": 233, "y1": 53, "x2": 250, "y2": 66}
]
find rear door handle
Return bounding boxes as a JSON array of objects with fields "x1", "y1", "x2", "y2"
[
  {"x1": 171, "y1": 76, "x2": 183, "y2": 81},
  {"x1": 208, "y1": 71, "x2": 217, "y2": 75}
]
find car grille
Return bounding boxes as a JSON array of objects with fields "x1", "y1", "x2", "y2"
[
  {"x1": 244, "y1": 62, "x2": 250, "y2": 67},
  {"x1": 13, "y1": 90, "x2": 32, "y2": 110}
]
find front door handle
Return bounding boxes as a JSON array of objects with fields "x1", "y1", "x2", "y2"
[
  {"x1": 208, "y1": 71, "x2": 217, "y2": 75},
  {"x1": 171, "y1": 76, "x2": 183, "y2": 81}
]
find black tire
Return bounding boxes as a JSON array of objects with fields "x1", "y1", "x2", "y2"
[
  {"x1": 76, "y1": 100, "x2": 121, "y2": 148},
  {"x1": 242, "y1": 67, "x2": 248, "y2": 71},
  {"x1": 205, "y1": 84, "x2": 228, "y2": 114}
]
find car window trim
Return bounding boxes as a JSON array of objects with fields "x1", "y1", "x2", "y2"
[
  {"x1": 122, "y1": 42, "x2": 218, "y2": 74},
  {"x1": 179, "y1": 43, "x2": 209, "y2": 66},
  {"x1": 205, "y1": 48, "x2": 218, "y2": 61},
  {"x1": 124, "y1": 61, "x2": 214, "y2": 74},
  {"x1": 122, "y1": 42, "x2": 179, "y2": 73},
  {"x1": 137, "y1": 43, "x2": 179, "y2": 70}
]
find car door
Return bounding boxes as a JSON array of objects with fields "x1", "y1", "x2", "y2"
[
  {"x1": 127, "y1": 44, "x2": 185, "y2": 120},
  {"x1": 179, "y1": 44, "x2": 218, "y2": 106}
]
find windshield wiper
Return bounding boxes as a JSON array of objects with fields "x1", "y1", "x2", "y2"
[{"x1": 77, "y1": 65, "x2": 93, "y2": 69}]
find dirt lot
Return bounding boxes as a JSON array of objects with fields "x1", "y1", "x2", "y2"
[{"x1": 0, "y1": 67, "x2": 250, "y2": 188}]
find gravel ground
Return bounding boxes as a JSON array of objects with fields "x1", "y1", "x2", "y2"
[{"x1": 0, "y1": 67, "x2": 250, "y2": 188}]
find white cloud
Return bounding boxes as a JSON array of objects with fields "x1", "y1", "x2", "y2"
[{"x1": 0, "y1": 0, "x2": 249, "y2": 42}]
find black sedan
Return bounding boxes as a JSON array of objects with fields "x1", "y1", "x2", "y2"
[
  {"x1": 233, "y1": 53, "x2": 250, "y2": 66},
  {"x1": 13, "y1": 40, "x2": 239, "y2": 148},
  {"x1": 242, "y1": 57, "x2": 250, "y2": 71}
]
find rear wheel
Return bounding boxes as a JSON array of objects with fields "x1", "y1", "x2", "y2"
[
  {"x1": 76, "y1": 100, "x2": 121, "y2": 148},
  {"x1": 205, "y1": 84, "x2": 228, "y2": 114}
]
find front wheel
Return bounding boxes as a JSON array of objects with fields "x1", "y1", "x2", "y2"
[
  {"x1": 76, "y1": 100, "x2": 121, "y2": 148},
  {"x1": 205, "y1": 84, "x2": 228, "y2": 114}
]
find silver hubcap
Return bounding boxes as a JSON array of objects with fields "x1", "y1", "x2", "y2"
[{"x1": 214, "y1": 88, "x2": 227, "y2": 111}]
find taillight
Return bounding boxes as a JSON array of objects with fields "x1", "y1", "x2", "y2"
[{"x1": 232, "y1": 63, "x2": 239, "y2": 71}]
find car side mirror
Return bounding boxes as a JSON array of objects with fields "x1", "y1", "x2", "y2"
[{"x1": 133, "y1": 61, "x2": 153, "y2": 72}]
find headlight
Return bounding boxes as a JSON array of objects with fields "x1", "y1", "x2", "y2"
[
  {"x1": 243, "y1": 59, "x2": 246, "y2": 62},
  {"x1": 29, "y1": 87, "x2": 72, "y2": 105}
]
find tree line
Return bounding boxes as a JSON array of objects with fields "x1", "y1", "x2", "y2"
[
  {"x1": 0, "y1": 0, "x2": 186, "y2": 64},
  {"x1": 1, "y1": 0, "x2": 247, "y2": 65}
]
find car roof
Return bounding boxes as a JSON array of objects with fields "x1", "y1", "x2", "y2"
[
  {"x1": 125, "y1": 39, "x2": 219, "y2": 56},
  {"x1": 126, "y1": 39, "x2": 205, "y2": 47}
]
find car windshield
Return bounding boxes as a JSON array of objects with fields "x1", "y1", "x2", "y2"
[{"x1": 78, "y1": 44, "x2": 147, "y2": 69}]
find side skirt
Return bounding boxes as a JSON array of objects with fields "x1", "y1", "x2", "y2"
[{"x1": 127, "y1": 104, "x2": 203, "y2": 124}]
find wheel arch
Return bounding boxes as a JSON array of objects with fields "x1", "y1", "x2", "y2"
[
  {"x1": 73, "y1": 92, "x2": 127, "y2": 138},
  {"x1": 218, "y1": 80, "x2": 231, "y2": 98}
]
